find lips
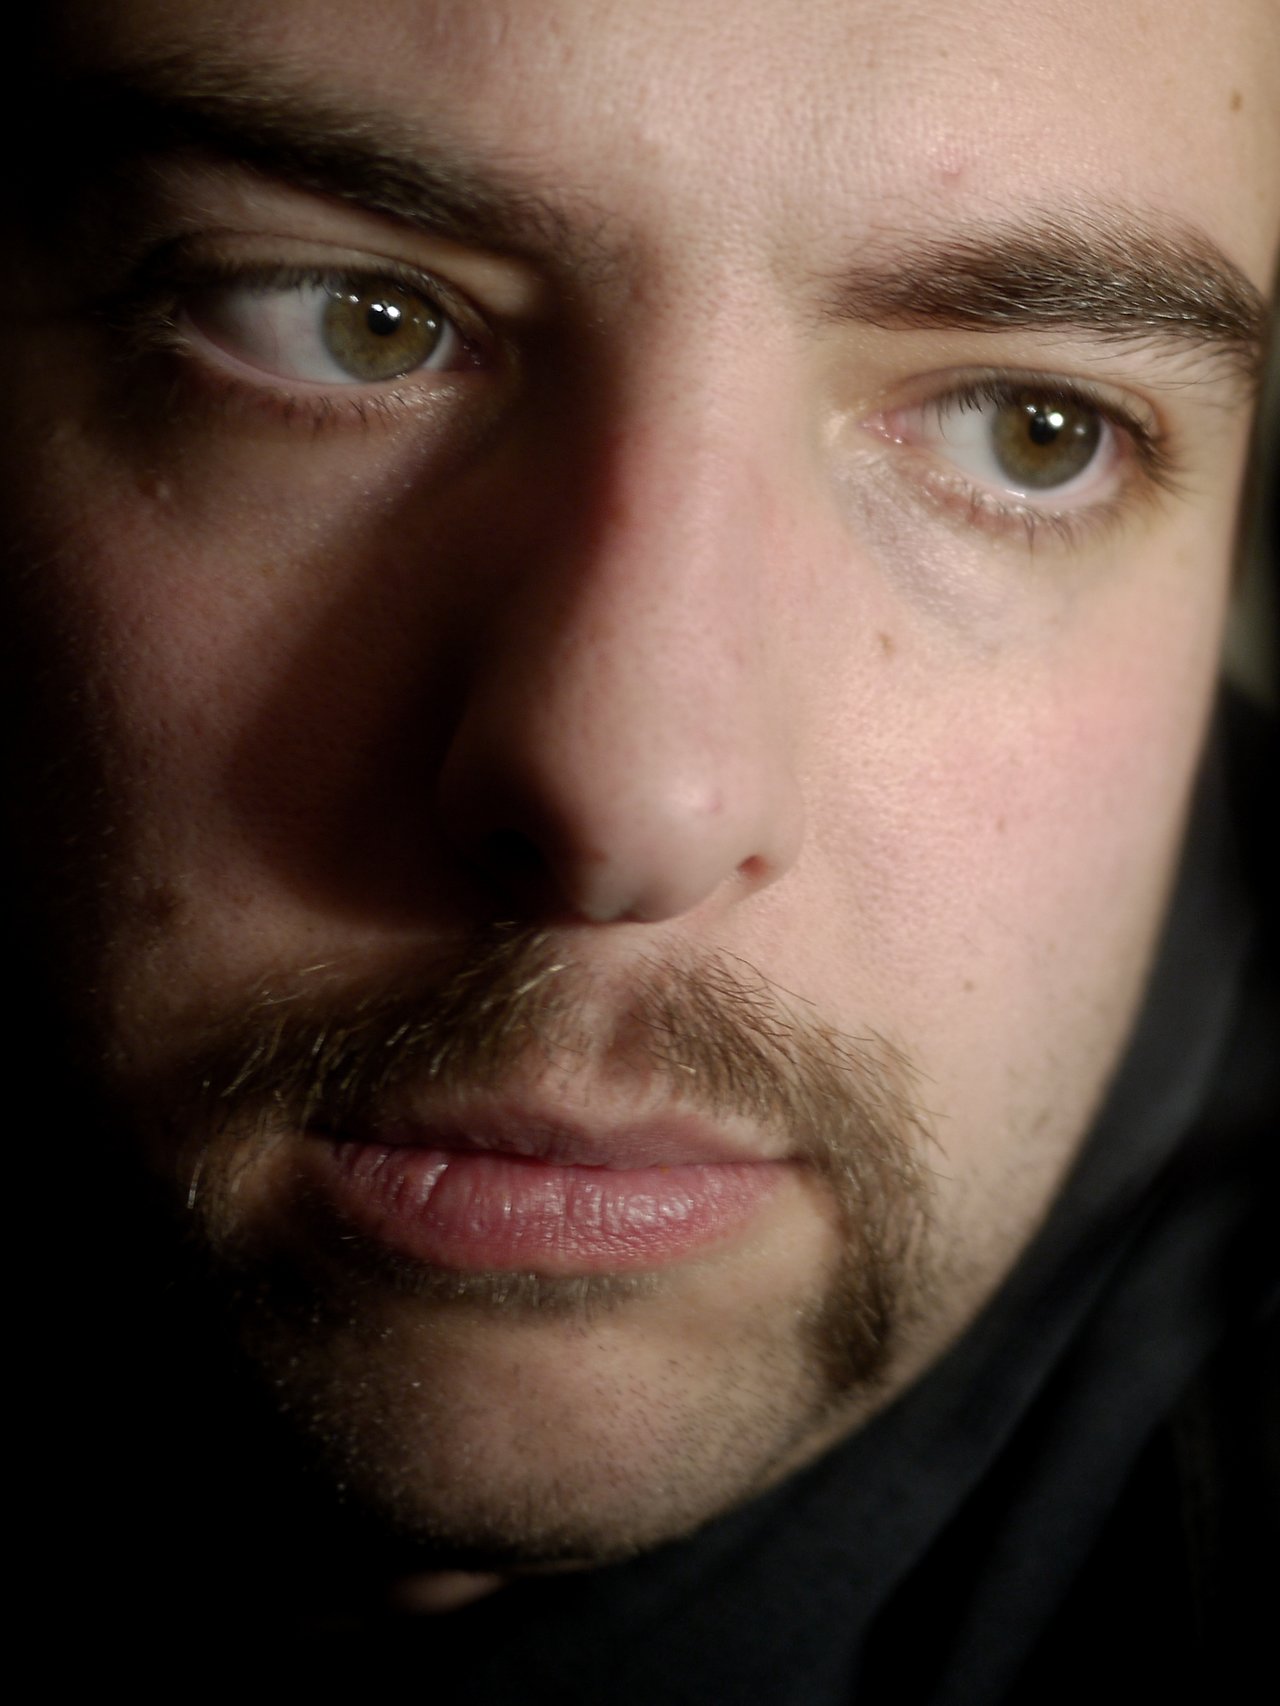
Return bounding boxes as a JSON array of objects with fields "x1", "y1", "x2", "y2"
[{"x1": 305, "y1": 1104, "x2": 786, "y2": 1274}]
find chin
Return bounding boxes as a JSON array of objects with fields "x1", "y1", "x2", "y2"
[{"x1": 216, "y1": 1228, "x2": 885, "y2": 1566}]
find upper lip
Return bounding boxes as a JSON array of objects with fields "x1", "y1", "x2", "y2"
[{"x1": 326, "y1": 1094, "x2": 779, "y2": 1170}]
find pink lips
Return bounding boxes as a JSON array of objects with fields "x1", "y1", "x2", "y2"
[{"x1": 307, "y1": 1109, "x2": 784, "y2": 1274}]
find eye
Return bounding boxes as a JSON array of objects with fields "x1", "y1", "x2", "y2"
[
  {"x1": 862, "y1": 372, "x2": 1175, "y2": 547},
  {"x1": 182, "y1": 271, "x2": 468, "y2": 386},
  {"x1": 924, "y1": 382, "x2": 1113, "y2": 500}
]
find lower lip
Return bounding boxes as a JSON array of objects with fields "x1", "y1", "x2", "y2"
[{"x1": 311, "y1": 1141, "x2": 782, "y2": 1273}]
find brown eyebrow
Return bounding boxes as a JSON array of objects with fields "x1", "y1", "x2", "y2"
[
  {"x1": 820, "y1": 214, "x2": 1267, "y2": 389},
  {"x1": 34, "y1": 50, "x2": 1269, "y2": 391}
]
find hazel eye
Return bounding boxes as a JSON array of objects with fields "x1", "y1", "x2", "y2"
[
  {"x1": 930, "y1": 386, "x2": 1112, "y2": 497},
  {"x1": 863, "y1": 372, "x2": 1171, "y2": 545},
  {"x1": 184, "y1": 273, "x2": 466, "y2": 385}
]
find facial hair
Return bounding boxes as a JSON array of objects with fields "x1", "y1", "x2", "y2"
[{"x1": 114, "y1": 921, "x2": 935, "y2": 1566}]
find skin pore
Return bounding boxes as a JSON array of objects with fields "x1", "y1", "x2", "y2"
[{"x1": 2, "y1": 0, "x2": 1277, "y2": 1609}]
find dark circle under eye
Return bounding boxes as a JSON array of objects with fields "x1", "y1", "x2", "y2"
[
  {"x1": 991, "y1": 391, "x2": 1102, "y2": 490},
  {"x1": 322, "y1": 281, "x2": 447, "y2": 381}
]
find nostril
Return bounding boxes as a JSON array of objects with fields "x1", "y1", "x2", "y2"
[
  {"x1": 470, "y1": 822, "x2": 627, "y2": 922},
  {"x1": 737, "y1": 853, "x2": 769, "y2": 886},
  {"x1": 475, "y1": 826, "x2": 553, "y2": 897}
]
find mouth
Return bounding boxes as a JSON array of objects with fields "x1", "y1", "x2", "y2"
[{"x1": 303, "y1": 1101, "x2": 789, "y2": 1275}]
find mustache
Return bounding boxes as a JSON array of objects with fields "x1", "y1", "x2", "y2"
[
  {"x1": 164, "y1": 920, "x2": 935, "y2": 1384},
  {"x1": 177, "y1": 922, "x2": 932, "y2": 1176}
]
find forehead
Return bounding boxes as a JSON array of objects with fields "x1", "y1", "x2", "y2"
[{"x1": 58, "y1": 0, "x2": 1280, "y2": 288}]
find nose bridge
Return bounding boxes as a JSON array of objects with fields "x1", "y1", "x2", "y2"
[
  {"x1": 553, "y1": 393, "x2": 776, "y2": 758},
  {"x1": 437, "y1": 353, "x2": 806, "y2": 924}
]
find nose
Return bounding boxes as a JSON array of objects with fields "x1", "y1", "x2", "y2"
[{"x1": 436, "y1": 408, "x2": 805, "y2": 925}]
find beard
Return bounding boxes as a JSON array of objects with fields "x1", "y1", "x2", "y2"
[{"x1": 96, "y1": 920, "x2": 936, "y2": 1572}]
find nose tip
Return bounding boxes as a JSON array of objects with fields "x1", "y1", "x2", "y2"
[{"x1": 439, "y1": 735, "x2": 802, "y2": 925}]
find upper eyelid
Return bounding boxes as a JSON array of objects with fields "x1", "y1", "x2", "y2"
[
  {"x1": 884, "y1": 368, "x2": 1159, "y2": 434},
  {"x1": 147, "y1": 248, "x2": 483, "y2": 332},
  {"x1": 95, "y1": 195, "x2": 548, "y2": 324},
  {"x1": 232, "y1": 262, "x2": 471, "y2": 332},
  {"x1": 191, "y1": 268, "x2": 470, "y2": 377}
]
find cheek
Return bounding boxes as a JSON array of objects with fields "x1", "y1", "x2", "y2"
[
  {"x1": 986, "y1": 535, "x2": 1231, "y2": 950},
  {"x1": 787, "y1": 526, "x2": 1232, "y2": 1149},
  {"x1": 2, "y1": 426, "x2": 461, "y2": 1005},
  {"x1": 14, "y1": 421, "x2": 450, "y2": 806}
]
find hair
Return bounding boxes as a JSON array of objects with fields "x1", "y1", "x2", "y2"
[{"x1": 1224, "y1": 255, "x2": 1280, "y2": 707}]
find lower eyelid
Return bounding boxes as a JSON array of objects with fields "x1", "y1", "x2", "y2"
[{"x1": 917, "y1": 461, "x2": 1117, "y2": 539}]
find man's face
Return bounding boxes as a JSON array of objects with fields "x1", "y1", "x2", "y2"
[{"x1": 4, "y1": 0, "x2": 1276, "y2": 1569}]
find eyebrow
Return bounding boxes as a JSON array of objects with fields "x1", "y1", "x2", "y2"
[
  {"x1": 43, "y1": 53, "x2": 614, "y2": 278},
  {"x1": 822, "y1": 215, "x2": 1266, "y2": 388},
  {"x1": 42, "y1": 52, "x2": 1269, "y2": 389}
]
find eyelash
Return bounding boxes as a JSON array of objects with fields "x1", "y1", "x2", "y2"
[
  {"x1": 101, "y1": 252, "x2": 486, "y2": 431},
  {"x1": 880, "y1": 372, "x2": 1180, "y2": 550},
  {"x1": 102, "y1": 251, "x2": 1180, "y2": 549}
]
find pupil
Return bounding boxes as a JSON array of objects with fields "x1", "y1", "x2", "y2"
[
  {"x1": 366, "y1": 300, "x2": 403, "y2": 339},
  {"x1": 1027, "y1": 407, "x2": 1065, "y2": 447}
]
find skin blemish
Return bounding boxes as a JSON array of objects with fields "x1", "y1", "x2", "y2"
[
  {"x1": 928, "y1": 137, "x2": 969, "y2": 186},
  {"x1": 877, "y1": 631, "x2": 897, "y2": 657},
  {"x1": 1229, "y1": 89, "x2": 1243, "y2": 112}
]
